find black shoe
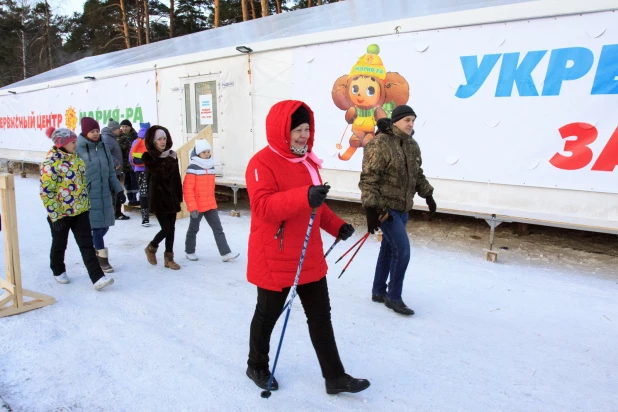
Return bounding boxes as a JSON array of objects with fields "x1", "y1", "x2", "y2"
[
  {"x1": 141, "y1": 219, "x2": 150, "y2": 227},
  {"x1": 372, "y1": 294, "x2": 385, "y2": 303},
  {"x1": 325, "y1": 373, "x2": 370, "y2": 395},
  {"x1": 384, "y1": 298, "x2": 415, "y2": 315},
  {"x1": 246, "y1": 367, "x2": 278, "y2": 390},
  {"x1": 116, "y1": 214, "x2": 130, "y2": 220}
]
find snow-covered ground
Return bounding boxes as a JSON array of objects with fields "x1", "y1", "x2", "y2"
[{"x1": 1, "y1": 176, "x2": 617, "y2": 412}]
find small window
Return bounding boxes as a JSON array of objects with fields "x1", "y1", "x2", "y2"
[{"x1": 194, "y1": 81, "x2": 218, "y2": 134}]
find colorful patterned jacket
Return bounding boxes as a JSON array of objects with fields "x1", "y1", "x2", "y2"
[{"x1": 40, "y1": 147, "x2": 90, "y2": 222}]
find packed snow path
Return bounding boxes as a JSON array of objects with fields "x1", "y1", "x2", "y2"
[{"x1": 1, "y1": 177, "x2": 617, "y2": 411}]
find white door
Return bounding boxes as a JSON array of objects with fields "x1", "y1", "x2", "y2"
[{"x1": 180, "y1": 75, "x2": 223, "y2": 175}]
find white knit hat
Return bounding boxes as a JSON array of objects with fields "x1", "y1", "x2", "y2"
[{"x1": 194, "y1": 139, "x2": 212, "y2": 154}]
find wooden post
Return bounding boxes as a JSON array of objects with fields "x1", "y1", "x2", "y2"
[
  {"x1": 0, "y1": 174, "x2": 55, "y2": 318},
  {"x1": 176, "y1": 126, "x2": 213, "y2": 219}
]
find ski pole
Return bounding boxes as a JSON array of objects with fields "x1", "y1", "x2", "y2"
[
  {"x1": 338, "y1": 233, "x2": 369, "y2": 279},
  {"x1": 279, "y1": 233, "x2": 340, "y2": 313},
  {"x1": 324, "y1": 237, "x2": 341, "y2": 258},
  {"x1": 261, "y1": 208, "x2": 318, "y2": 400},
  {"x1": 335, "y1": 233, "x2": 368, "y2": 264},
  {"x1": 336, "y1": 212, "x2": 390, "y2": 279}
]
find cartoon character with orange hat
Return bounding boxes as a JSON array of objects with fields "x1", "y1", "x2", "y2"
[{"x1": 332, "y1": 44, "x2": 410, "y2": 161}]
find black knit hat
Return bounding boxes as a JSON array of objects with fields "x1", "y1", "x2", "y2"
[
  {"x1": 290, "y1": 105, "x2": 310, "y2": 130},
  {"x1": 120, "y1": 119, "x2": 133, "y2": 128},
  {"x1": 391, "y1": 105, "x2": 417, "y2": 123}
]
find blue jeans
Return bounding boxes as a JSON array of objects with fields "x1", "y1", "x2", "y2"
[
  {"x1": 92, "y1": 227, "x2": 109, "y2": 250},
  {"x1": 372, "y1": 210, "x2": 410, "y2": 302}
]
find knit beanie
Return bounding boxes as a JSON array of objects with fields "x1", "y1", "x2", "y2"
[
  {"x1": 120, "y1": 119, "x2": 132, "y2": 128},
  {"x1": 290, "y1": 105, "x2": 311, "y2": 130},
  {"x1": 154, "y1": 129, "x2": 167, "y2": 141},
  {"x1": 80, "y1": 117, "x2": 100, "y2": 136},
  {"x1": 391, "y1": 105, "x2": 417, "y2": 123},
  {"x1": 349, "y1": 44, "x2": 386, "y2": 81},
  {"x1": 137, "y1": 122, "x2": 151, "y2": 138},
  {"x1": 107, "y1": 118, "x2": 120, "y2": 131},
  {"x1": 194, "y1": 139, "x2": 212, "y2": 154},
  {"x1": 45, "y1": 127, "x2": 77, "y2": 148}
]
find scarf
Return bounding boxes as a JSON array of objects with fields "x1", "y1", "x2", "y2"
[
  {"x1": 187, "y1": 148, "x2": 215, "y2": 175},
  {"x1": 269, "y1": 145, "x2": 323, "y2": 186},
  {"x1": 157, "y1": 149, "x2": 177, "y2": 159}
]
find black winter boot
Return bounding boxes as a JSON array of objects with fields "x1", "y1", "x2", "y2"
[
  {"x1": 325, "y1": 373, "x2": 370, "y2": 395},
  {"x1": 372, "y1": 294, "x2": 385, "y2": 303},
  {"x1": 246, "y1": 367, "x2": 278, "y2": 390},
  {"x1": 141, "y1": 208, "x2": 150, "y2": 227},
  {"x1": 384, "y1": 298, "x2": 415, "y2": 315}
]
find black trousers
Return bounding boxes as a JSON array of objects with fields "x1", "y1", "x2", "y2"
[
  {"x1": 137, "y1": 171, "x2": 149, "y2": 221},
  {"x1": 115, "y1": 192, "x2": 123, "y2": 217},
  {"x1": 47, "y1": 211, "x2": 104, "y2": 284},
  {"x1": 248, "y1": 276, "x2": 345, "y2": 379},
  {"x1": 124, "y1": 170, "x2": 138, "y2": 202},
  {"x1": 152, "y1": 213, "x2": 176, "y2": 253}
]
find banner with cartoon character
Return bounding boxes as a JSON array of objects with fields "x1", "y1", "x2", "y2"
[
  {"x1": 0, "y1": 71, "x2": 157, "y2": 154},
  {"x1": 292, "y1": 11, "x2": 618, "y2": 194}
]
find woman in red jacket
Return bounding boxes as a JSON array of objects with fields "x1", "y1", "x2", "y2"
[{"x1": 245, "y1": 100, "x2": 369, "y2": 395}]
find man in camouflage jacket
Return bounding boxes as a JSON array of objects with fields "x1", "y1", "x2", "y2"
[
  {"x1": 119, "y1": 120, "x2": 140, "y2": 206},
  {"x1": 359, "y1": 105, "x2": 437, "y2": 316}
]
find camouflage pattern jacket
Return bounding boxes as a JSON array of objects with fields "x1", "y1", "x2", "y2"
[
  {"x1": 359, "y1": 118, "x2": 433, "y2": 212},
  {"x1": 118, "y1": 128, "x2": 138, "y2": 173}
]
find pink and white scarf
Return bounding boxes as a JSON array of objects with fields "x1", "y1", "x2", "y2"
[{"x1": 269, "y1": 145, "x2": 323, "y2": 185}]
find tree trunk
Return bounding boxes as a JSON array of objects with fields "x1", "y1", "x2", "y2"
[
  {"x1": 214, "y1": 0, "x2": 220, "y2": 27},
  {"x1": 260, "y1": 0, "x2": 268, "y2": 17},
  {"x1": 143, "y1": 0, "x2": 150, "y2": 43},
  {"x1": 169, "y1": 0, "x2": 175, "y2": 38},
  {"x1": 241, "y1": 0, "x2": 248, "y2": 21},
  {"x1": 318, "y1": 0, "x2": 323, "y2": 4},
  {"x1": 21, "y1": 30, "x2": 27, "y2": 80},
  {"x1": 44, "y1": 0, "x2": 53, "y2": 70},
  {"x1": 119, "y1": 0, "x2": 131, "y2": 48},
  {"x1": 250, "y1": 0, "x2": 256, "y2": 19},
  {"x1": 308, "y1": 0, "x2": 312, "y2": 7},
  {"x1": 275, "y1": 0, "x2": 281, "y2": 13},
  {"x1": 135, "y1": 0, "x2": 142, "y2": 46}
]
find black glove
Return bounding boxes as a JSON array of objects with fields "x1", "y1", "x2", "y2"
[
  {"x1": 308, "y1": 184, "x2": 330, "y2": 208},
  {"x1": 117, "y1": 191, "x2": 127, "y2": 205},
  {"x1": 366, "y1": 208, "x2": 392, "y2": 234},
  {"x1": 338, "y1": 223, "x2": 355, "y2": 240},
  {"x1": 426, "y1": 195, "x2": 437, "y2": 217},
  {"x1": 190, "y1": 210, "x2": 199, "y2": 219},
  {"x1": 365, "y1": 208, "x2": 380, "y2": 234},
  {"x1": 50, "y1": 218, "x2": 67, "y2": 232}
]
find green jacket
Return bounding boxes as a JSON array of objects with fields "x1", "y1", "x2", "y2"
[{"x1": 359, "y1": 118, "x2": 433, "y2": 212}]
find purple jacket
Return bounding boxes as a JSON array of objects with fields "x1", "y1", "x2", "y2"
[
  {"x1": 129, "y1": 122, "x2": 150, "y2": 172},
  {"x1": 129, "y1": 139, "x2": 145, "y2": 172}
]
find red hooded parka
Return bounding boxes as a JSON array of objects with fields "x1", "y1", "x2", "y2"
[{"x1": 245, "y1": 100, "x2": 345, "y2": 291}]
